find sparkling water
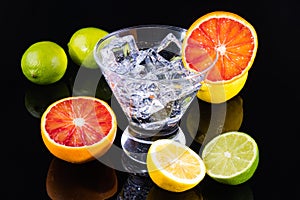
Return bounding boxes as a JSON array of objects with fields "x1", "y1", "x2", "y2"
[{"x1": 98, "y1": 33, "x2": 203, "y2": 132}]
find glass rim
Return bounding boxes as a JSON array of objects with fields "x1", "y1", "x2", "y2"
[
  {"x1": 94, "y1": 24, "x2": 218, "y2": 82},
  {"x1": 97, "y1": 24, "x2": 187, "y2": 41}
]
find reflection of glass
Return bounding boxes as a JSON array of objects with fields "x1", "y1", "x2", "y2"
[
  {"x1": 94, "y1": 25, "x2": 217, "y2": 164},
  {"x1": 121, "y1": 151, "x2": 148, "y2": 174},
  {"x1": 117, "y1": 173, "x2": 153, "y2": 200}
]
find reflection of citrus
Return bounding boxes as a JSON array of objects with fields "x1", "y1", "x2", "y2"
[
  {"x1": 21, "y1": 41, "x2": 68, "y2": 85},
  {"x1": 202, "y1": 131, "x2": 259, "y2": 185},
  {"x1": 69, "y1": 67, "x2": 112, "y2": 100},
  {"x1": 68, "y1": 27, "x2": 108, "y2": 69},
  {"x1": 146, "y1": 139, "x2": 206, "y2": 192},
  {"x1": 187, "y1": 96, "x2": 243, "y2": 144},
  {"x1": 46, "y1": 158, "x2": 118, "y2": 200},
  {"x1": 147, "y1": 185, "x2": 203, "y2": 200},
  {"x1": 182, "y1": 11, "x2": 258, "y2": 103},
  {"x1": 41, "y1": 96, "x2": 117, "y2": 163},
  {"x1": 24, "y1": 81, "x2": 70, "y2": 118},
  {"x1": 96, "y1": 76, "x2": 113, "y2": 101},
  {"x1": 202, "y1": 179, "x2": 254, "y2": 200}
]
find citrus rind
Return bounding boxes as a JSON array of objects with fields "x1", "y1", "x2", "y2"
[
  {"x1": 182, "y1": 11, "x2": 258, "y2": 84},
  {"x1": 197, "y1": 72, "x2": 248, "y2": 104},
  {"x1": 182, "y1": 11, "x2": 258, "y2": 103},
  {"x1": 147, "y1": 139, "x2": 206, "y2": 192},
  {"x1": 40, "y1": 96, "x2": 117, "y2": 164},
  {"x1": 21, "y1": 41, "x2": 68, "y2": 85},
  {"x1": 68, "y1": 27, "x2": 108, "y2": 69}
]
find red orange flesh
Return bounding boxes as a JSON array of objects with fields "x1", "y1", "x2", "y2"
[
  {"x1": 41, "y1": 96, "x2": 117, "y2": 163},
  {"x1": 182, "y1": 11, "x2": 258, "y2": 83}
]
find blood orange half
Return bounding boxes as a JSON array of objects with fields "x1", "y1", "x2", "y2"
[
  {"x1": 41, "y1": 96, "x2": 117, "y2": 163},
  {"x1": 182, "y1": 11, "x2": 258, "y2": 103}
]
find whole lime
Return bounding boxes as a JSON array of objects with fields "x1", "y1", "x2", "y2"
[
  {"x1": 68, "y1": 27, "x2": 109, "y2": 69},
  {"x1": 21, "y1": 41, "x2": 68, "y2": 85}
]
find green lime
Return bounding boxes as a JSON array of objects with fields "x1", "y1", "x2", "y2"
[
  {"x1": 201, "y1": 131, "x2": 259, "y2": 185},
  {"x1": 68, "y1": 27, "x2": 109, "y2": 69},
  {"x1": 21, "y1": 41, "x2": 68, "y2": 85}
]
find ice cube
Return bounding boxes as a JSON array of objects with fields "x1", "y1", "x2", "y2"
[
  {"x1": 170, "y1": 71, "x2": 187, "y2": 79},
  {"x1": 143, "y1": 73, "x2": 159, "y2": 80},
  {"x1": 160, "y1": 90, "x2": 176, "y2": 104},
  {"x1": 141, "y1": 99, "x2": 164, "y2": 116},
  {"x1": 143, "y1": 48, "x2": 172, "y2": 75},
  {"x1": 147, "y1": 83, "x2": 159, "y2": 92},
  {"x1": 134, "y1": 49, "x2": 149, "y2": 65},
  {"x1": 128, "y1": 64, "x2": 147, "y2": 78},
  {"x1": 156, "y1": 33, "x2": 182, "y2": 56},
  {"x1": 99, "y1": 35, "x2": 140, "y2": 74}
]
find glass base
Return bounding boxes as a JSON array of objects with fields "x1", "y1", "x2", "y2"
[
  {"x1": 121, "y1": 151, "x2": 148, "y2": 174},
  {"x1": 121, "y1": 126, "x2": 186, "y2": 164}
]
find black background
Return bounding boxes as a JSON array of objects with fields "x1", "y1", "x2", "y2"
[{"x1": 2, "y1": 0, "x2": 299, "y2": 199}]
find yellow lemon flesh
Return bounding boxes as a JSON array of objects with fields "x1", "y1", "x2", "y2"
[{"x1": 146, "y1": 139, "x2": 206, "y2": 192}]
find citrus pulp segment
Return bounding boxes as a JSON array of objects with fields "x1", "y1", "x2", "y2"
[
  {"x1": 41, "y1": 96, "x2": 117, "y2": 163},
  {"x1": 146, "y1": 139, "x2": 206, "y2": 192},
  {"x1": 201, "y1": 131, "x2": 259, "y2": 185},
  {"x1": 21, "y1": 41, "x2": 68, "y2": 85},
  {"x1": 182, "y1": 11, "x2": 258, "y2": 103}
]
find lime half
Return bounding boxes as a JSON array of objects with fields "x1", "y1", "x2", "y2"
[{"x1": 201, "y1": 131, "x2": 259, "y2": 185}]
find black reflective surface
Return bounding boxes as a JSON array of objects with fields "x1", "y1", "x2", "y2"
[{"x1": 4, "y1": 0, "x2": 298, "y2": 199}]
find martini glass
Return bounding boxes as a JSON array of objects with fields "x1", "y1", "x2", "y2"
[{"x1": 94, "y1": 25, "x2": 217, "y2": 164}]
